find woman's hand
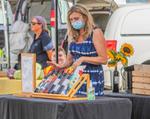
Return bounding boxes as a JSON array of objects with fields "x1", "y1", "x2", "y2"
[{"x1": 72, "y1": 57, "x2": 85, "y2": 69}]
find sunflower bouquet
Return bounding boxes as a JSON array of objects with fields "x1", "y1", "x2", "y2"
[{"x1": 107, "y1": 43, "x2": 134, "y2": 67}]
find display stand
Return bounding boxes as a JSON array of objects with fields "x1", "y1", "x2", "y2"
[
  {"x1": 15, "y1": 53, "x2": 91, "y2": 100},
  {"x1": 14, "y1": 53, "x2": 36, "y2": 97},
  {"x1": 17, "y1": 73, "x2": 90, "y2": 100},
  {"x1": 21, "y1": 53, "x2": 36, "y2": 93},
  {"x1": 32, "y1": 74, "x2": 90, "y2": 100}
]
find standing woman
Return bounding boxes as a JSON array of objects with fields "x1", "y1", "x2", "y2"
[
  {"x1": 57, "y1": 4, "x2": 107, "y2": 96},
  {"x1": 29, "y1": 16, "x2": 53, "y2": 69}
]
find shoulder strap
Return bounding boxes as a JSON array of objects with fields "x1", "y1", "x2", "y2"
[
  {"x1": 62, "y1": 34, "x2": 68, "y2": 54},
  {"x1": 93, "y1": 26, "x2": 98, "y2": 30},
  {"x1": 91, "y1": 26, "x2": 99, "y2": 38}
]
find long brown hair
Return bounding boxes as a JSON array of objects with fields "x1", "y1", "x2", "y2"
[{"x1": 67, "y1": 4, "x2": 95, "y2": 42}]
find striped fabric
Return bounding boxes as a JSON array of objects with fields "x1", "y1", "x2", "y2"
[{"x1": 69, "y1": 35, "x2": 104, "y2": 96}]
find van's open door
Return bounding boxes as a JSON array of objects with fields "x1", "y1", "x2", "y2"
[
  {"x1": 76, "y1": 0, "x2": 118, "y2": 32},
  {"x1": 77, "y1": 0, "x2": 118, "y2": 13}
]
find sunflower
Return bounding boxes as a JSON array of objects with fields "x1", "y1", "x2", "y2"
[
  {"x1": 116, "y1": 53, "x2": 123, "y2": 61},
  {"x1": 120, "y1": 43, "x2": 134, "y2": 57},
  {"x1": 107, "y1": 60, "x2": 117, "y2": 67},
  {"x1": 107, "y1": 49, "x2": 116, "y2": 60},
  {"x1": 120, "y1": 56, "x2": 128, "y2": 66}
]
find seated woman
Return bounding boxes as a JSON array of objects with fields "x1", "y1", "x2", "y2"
[{"x1": 29, "y1": 16, "x2": 53, "y2": 69}]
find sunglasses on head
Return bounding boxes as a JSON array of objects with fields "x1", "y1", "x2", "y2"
[{"x1": 31, "y1": 22, "x2": 41, "y2": 26}]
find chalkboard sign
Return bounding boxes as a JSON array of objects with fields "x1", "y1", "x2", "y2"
[{"x1": 21, "y1": 53, "x2": 36, "y2": 93}]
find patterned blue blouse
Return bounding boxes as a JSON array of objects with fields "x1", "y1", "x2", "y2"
[{"x1": 69, "y1": 35, "x2": 104, "y2": 96}]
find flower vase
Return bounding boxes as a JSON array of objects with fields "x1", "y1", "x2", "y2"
[{"x1": 113, "y1": 66, "x2": 119, "y2": 93}]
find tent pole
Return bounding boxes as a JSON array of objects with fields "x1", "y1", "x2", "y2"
[
  {"x1": 73, "y1": 0, "x2": 76, "y2": 4},
  {"x1": 55, "y1": 0, "x2": 58, "y2": 63}
]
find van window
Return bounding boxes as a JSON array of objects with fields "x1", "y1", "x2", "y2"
[
  {"x1": 29, "y1": 0, "x2": 71, "y2": 26},
  {"x1": 0, "y1": 1, "x2": 13, "y2": 48},
  {"x1": 92, "y1": 14, "x2": 110, "y2": 32},
  {"x1": 0, "y1": 10, "x2": 4, "y2": 24},
  {"x1": 0, "y1": 1, "x2": 13, "y2": 24},
  {"x1": 58, "y1": 0, "x2": 69, "y2": 24},
  {"x1": 121, "y1": 9, "x2": 150, "y2": 35},
  {"x1": 29, "y1": 1, "x2": 51, "y2": 23}
]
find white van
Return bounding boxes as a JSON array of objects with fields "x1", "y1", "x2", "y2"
[
  {"x1": 105, "y1": 3, "x2": 150, "y2": 65},
  {"x1": 103, "y1": 3, "x2": 150, "y2": 89}
]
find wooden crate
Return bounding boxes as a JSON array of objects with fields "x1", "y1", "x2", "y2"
[{"x1": 132, "y1": 64, "x2": 150, "y2": 95}]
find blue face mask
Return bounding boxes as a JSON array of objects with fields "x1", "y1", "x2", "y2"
[{"x1": 71, "y1": 20, "x2": 85, "y2": 30}]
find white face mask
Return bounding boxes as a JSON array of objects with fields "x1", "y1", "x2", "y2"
[{"x1": 71, "y1": 20, "x2": 85, "y2": 30}]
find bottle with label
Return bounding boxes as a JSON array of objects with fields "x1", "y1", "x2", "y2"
[
  {"x1": 113, "y1": 66, "x2": 119, "y2": 93},
  {"x1": 87, "y1": 81, "x2": 95, "y2": 100}
]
